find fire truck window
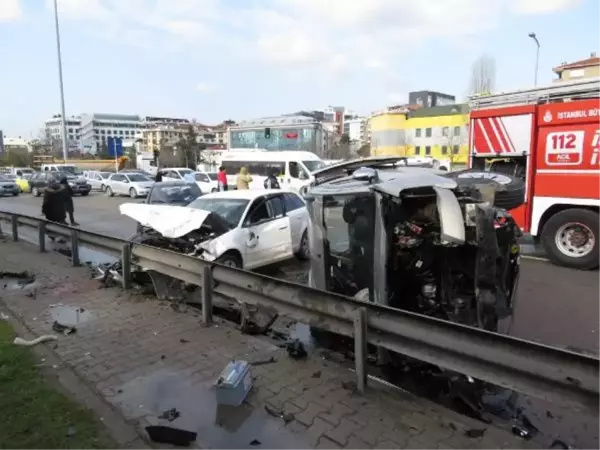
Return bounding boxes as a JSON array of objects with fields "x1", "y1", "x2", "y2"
[
  {"x1": 415, "y1": 146, "x2": 421, "y2": 155},
  {"x1": 425, "y1": 146, "x2": 431, "y2": 155},
  {"x1": 425, "y1": 128, "x2": 432, "y2": 137}
]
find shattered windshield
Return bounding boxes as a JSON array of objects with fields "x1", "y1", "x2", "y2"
[
  {"x1": 148, "y1": 184, "x2": 202, "y2": 206},
  {"x1": 321, "y1": 194, "x2": 375, "y2": 297},
  {"x1": 187, "y1": 197, "x2": 250, "y2": 228}
]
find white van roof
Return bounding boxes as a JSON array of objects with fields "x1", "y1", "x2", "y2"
[{"x1": 221, "y1": 151, "x2": 321, "y2": 162}]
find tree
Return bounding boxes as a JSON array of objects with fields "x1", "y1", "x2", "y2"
[
  {"x1": 339, "y1": 133, "x2": 350, "y2": 145},
  {"x1": 357, "y1": 143, "x2": 371, "y2": 157},
  {"x1": 97, "y1": 142, "x2": 112, "y2": 159},
  {"x1": 468, "y1": 54, "x2": 496, "y2": 96}
]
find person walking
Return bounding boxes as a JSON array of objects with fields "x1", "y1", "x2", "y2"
[
  {"x1": 263, "y1": 169, "x2": 280, "y2": 189},
  {"x1": 59, "y1": 176, "x2": 79, "y2": 226},
  {"x1": 42, "y1": 179, "x2": 67, "y2": 224},
  {"x1": 236, "y1": 166, "x2": 253, "y2": 190},
  {"x1": 217, "y1": 166, "x2": 228, "y2": 191}
]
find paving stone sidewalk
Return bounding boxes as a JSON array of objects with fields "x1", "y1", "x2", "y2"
[{"x1": 0, "y1": 239, "x2": 540, "y2": 449}]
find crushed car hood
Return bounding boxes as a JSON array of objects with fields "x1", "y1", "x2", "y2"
[{"x1": 120, "y1": 203, "x2": 219, "y2": 238}]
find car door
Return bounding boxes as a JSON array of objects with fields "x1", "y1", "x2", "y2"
[
  {"x1": 195, "y1": 173, "x2": 212, "y2": 192},
  {"x1": 242, "y1": 196, "x2": 293, "y2": 268},
  {"x1": 111, "y1": 174, "x2": 125, "y2": 194},
  {"x1": 282, "y1": 193, "x2": 307, "y2": 251},
  {"x1": 163, "y1": 170, "x2": 180, "y2": 182}
]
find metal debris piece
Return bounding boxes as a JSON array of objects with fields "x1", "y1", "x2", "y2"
[
  {"x1": 285, "y1": 339, "x2": 307, "y2": 360},
  {"x1": 250, "y1": 356, "x2": 276, "y2": 367},
  {"x1": 158, "y1": 408, "x2": 181, "y2": 422},
  {"x1": 13, "y1": 335, "x2": 58, "y2": 346},
  {"x1": 240, "y1": 303, "x2": 278, "y2": 335},
  {"x1": 52, "y1": 321, "x2": 77, "y2": 335}
]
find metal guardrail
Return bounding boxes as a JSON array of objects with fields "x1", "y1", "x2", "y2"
[{"x1": 0, "y1": 211, "x2": 598, "y2": 416}]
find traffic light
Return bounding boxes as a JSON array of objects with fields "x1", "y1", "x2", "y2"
[{"x1": 264, "y1": 127, "x2": 271, "y2": 139}]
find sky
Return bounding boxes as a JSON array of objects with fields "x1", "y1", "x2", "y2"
[{"x1": 0, "y1": 0, "x2": 598, "y2": 137}]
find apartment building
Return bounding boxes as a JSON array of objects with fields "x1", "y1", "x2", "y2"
[
  {"x1": 143, "y1": 122, "x2": 228, "y2": 153},
  {"x1": 79, "y1": 113, "x2": 143, "y2": 153},
  {"x1": 553, "y1": 52, "x2": 599, "y2": 83},
  {"x1": 44, "y1": 114, "x2": 82, "y2": 150}
]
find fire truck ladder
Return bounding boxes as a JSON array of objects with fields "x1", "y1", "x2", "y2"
[{"x1": 469, "y1": 77, "x2": 600, "y2": 109}]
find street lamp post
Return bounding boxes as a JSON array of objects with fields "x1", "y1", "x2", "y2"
[
  {"x1": 52, "y1": 0, "x2": 69, "y2": 161},
  {"x1": 528, "y1": 32, "x2": 540, "y2": 87}
]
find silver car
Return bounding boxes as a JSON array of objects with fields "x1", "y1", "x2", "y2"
[
  {"x1": 0, "y1": 176, "x2": 19, "y2": 196},
  {"x1": 105, "y1": 173, "x2": 154, "y2": 198},
  {"x1": 84, "y1": 170, "x2": 112, "y2": 191}
]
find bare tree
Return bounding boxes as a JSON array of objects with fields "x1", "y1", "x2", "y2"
[{"x1": 468, "y1": 54, "x2": 496, "y2": 96}]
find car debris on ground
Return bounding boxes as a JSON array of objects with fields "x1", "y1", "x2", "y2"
[{"x1": 13, "y1": 335, "x2": 58, "y2": 347}]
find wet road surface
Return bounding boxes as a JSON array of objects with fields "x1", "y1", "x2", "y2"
[{"x1": 1, "y1": 192, "x2": 598, "y2": 447}]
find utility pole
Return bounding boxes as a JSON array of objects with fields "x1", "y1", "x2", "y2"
[
  {"x1": 53, "y1": 0, "x2": 69, "y2": 161},
  {"x1": 528, "y1": 32, "x2": 540, "y2": 86}
]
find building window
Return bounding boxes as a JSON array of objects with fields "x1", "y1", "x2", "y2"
[
  {"x1": 454, "y1": 126, "x2": 461, "y2": 136},
  {"x1": 414, "y1": 146, "x2": 421, "y2": 155},
  {"x1": 442, "y1": 127, "x2": 449, "y2": 137},
  {"x1": 453, "y1": 145, "x2": 460, "y2": 154},
  {"x1": 425, "y1": 128, "x2": 432, "y2": 137},
  {"x1": 425, "y1": 146, "x2": 431, "y2": 155},
  {"x1": 415, "y1": 128, "x2": 422, "y2": 137},
  {"x1": 441, "y1": 146, "x2": 448, "y2": 154}
]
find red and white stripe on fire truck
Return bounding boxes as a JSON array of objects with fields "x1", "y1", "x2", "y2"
[{"x1": 471, "y1": 114, "x2": 531, "y2": 155}]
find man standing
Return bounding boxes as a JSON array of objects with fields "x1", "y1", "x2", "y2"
[
  {"x1": 236, "y1": 167, "x2": 253, "y2": 190},
  {"x1": 263, "y1": 169, "x2": 280, "y2": 189},
  {"x1": 42, "y1": 178, "x2": 67, "y2": 224},
  {"x1": 59, "y1": 176, "x2": 79, "y2": 226},
  {"x1": 217, "y1": 166, "x2": 228, "y2": 191}
]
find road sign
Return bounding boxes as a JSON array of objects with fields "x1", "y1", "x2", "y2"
[{"x1": 107, "y1": 137, "x2": 123, "y2": 157}]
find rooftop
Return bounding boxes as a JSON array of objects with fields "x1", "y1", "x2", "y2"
[
  {"x1": 232, "y1": 115, "x2": 319, "y2": 128},
  {"x1": 553, "y1": 53, "x2": 599, "y2": 73}
]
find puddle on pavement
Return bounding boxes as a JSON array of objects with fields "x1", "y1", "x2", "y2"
[
  {"x1": 113, "y1": 369, "x2": 309, "y2": 449},
  {"x1": 50, "y1": 305, "x2": 93, "y2": 326},
  {"x1": 0, "y1": 271, "x2": 36, "y2": 291}
]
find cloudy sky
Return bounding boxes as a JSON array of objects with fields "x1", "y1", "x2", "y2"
[{"x1": 0, "y1": 0, "x2": 598, "y2": 136}]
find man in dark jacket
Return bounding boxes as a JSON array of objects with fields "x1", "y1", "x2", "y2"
[
  {"x1": 42, "y1": 180, "x2": 67, "y2": 224},
  {"x1": 59, "y1": 176, "x2": 79, "y2": 226},
  {"x1": 263, "y1": 170, "x2": 280, "y2": 189},
  {"x1": 155, "y1": 170, "x2": 163, "y2": 182}
]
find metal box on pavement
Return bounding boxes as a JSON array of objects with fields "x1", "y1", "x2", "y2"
[{"x1": 215, "y1": 360, "x2": 253, "y2": 406}]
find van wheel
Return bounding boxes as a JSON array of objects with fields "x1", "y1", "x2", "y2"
[
  {"x1": 106, "y1": 186, "x2": 114, "y2": 197},
  {"x1": 100, "y1": 184, "x2": 106, "y2": 192},
  {"x1": 129, "y1": 188, "x2": 138, "y2": 198},
  {"x1": 295, "y1": 230, "x2": 310, "y2": 260},
  {"x1": 541, "y1": 208, "x2": 599, "y2": 270}
]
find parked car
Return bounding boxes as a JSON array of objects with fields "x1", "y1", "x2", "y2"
[
  {"x1": 2, "y1": 174, "x2": 28, "y2": 192},
  {"x1": 157, "y1": 168, "x2": 195, "y2": 182},
  {"x1": 83, "y1": 171, "x2": 112, "y2": 191},
  {"x1": 105, "y1": 172, "x2": 154, "y2": 198},
  {"x1": 193, "y1": 171, "x2": 219, "y2": 193},
  {"x1": 28, "y1": 171, "x2": 91, "y2": 197},
  {"x1": 120, "y1": 189, "x2": 310, "y2": 270},
  {"x1": 0, "y1": 175, "x2": 20, "y2": 196}
]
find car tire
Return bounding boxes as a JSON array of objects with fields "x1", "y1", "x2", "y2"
[
  {"x1": 445, "y1": 169, "x2": 525, "y2": 210},
  {"x1": 106, "y1": 187, "x2": 114, "y2": 197},
  {"x1": 541, "y1": 208, "x2": 599, "y2": 270},
  {"x1": 12, "y1": 191, "x2": 19, "y2": 197},
  {"x1": 100, "y1": 184, "x2": 106, "y2": 192},
  {"x1": 216, "y1": 252, "x2": 243, "y2": 268},
  {"x1": 211, "y1": 188, "x2": 218, "y2": 193},
  {"x1": 129, "y1": 187, "x2": 138, "y2": 198},
  {"x1": 81, "y1": 191, "x2": 89, "y2": 196},
  {"x1": 295, "y1": 230, "x2": 310, "y2": 260},
  {"x1": 32, "y1": 187, "x2": 40, "y2": 197}
]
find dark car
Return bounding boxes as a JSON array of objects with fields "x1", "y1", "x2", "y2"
[
  {"x1": 29, "y1": 171, "x2": 91, "y2": 197},
  {"x1": 136, "y1": 181, "x2": 203, "y2": 232}
]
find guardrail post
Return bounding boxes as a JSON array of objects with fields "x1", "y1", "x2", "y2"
[
  {"x1": 38, "y1": 222, "x2": 46, "y2": 252},
  {"x1": 201, "y1": 266, "x2": 213, "y2": 325},
  {"x1": 354, "y1": 307, "x2": 368, "y2": 394},
  {"x1": 70, "y1": 229, "x2": 80, "y2": 267},
  {"x1": 121, "y1": 244, "x2": 131, "y2": 290},
  {"x1": 11, "y1": 216, "x2": 18, "y2": 242}
]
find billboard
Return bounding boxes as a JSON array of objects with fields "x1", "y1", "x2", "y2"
[{"x1": 106, "y1": 136, "x2": 123, "y2": 157}]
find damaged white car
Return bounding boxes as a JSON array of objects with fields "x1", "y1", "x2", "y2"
[{"x1": 120, "y1": 190, "x2": 311, "y2": 270}]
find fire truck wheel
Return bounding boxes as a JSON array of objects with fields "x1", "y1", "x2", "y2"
[
  {"x1": 446, "y1": 170, "x2": 525, "y2": 210},
  {"x1": 541, "y1": 209, "x2": 599, "y2": 270}
]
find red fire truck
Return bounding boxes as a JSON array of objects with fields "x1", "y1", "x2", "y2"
[{"x1": 466, "y1": 77, "x2": 599, "y2": 270}]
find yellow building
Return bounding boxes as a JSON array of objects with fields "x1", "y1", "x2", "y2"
[{"x1": 370, "y1": 104, "x2": 470, "y2": 165}]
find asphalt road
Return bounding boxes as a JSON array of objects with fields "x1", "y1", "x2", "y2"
[{"x1": 0, "y1": 191, "x2": 598, "y2": 446}]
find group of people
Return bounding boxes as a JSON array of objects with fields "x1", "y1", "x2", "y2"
[
  {"x1": 155, "y1": 166, "x2": 280, "y2": 191},
  {"x1": 41, "y1": 176, "x2": 78, "y2": 226}
]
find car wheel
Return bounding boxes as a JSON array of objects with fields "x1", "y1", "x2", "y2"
[
  {"x1": 100, "y1": 184, "x2": 106, "y2": 192},
  {"x1": 106, "y1": 186, "x2": 114, "y2": 197},
  {"x1": 129, "y1": 187, "x2": 138, "y2": 198},
  {"x1": 211, "y1": 188, "x2": 218, "y2": 193},
  {"x1": 444, "y1": 169, "x2": 526, "y2": 210},
  {"x1": 12, "y1": 191, "x2": 19, "y2": 197},
  {"x1": 541, "y1": 208, "x2": 599, "y2": 270},
  {"x1": 32, "y1": 187, "x2": 40, "y2": 197},
  {"x1": 81, "y1": 191, "x2": 89, "y2": 196},
  {"x1": 216, "y1": 252, "x2": 243, "y2": 268},
  {"x1": 295, "y1": 230, "x2": 310, "y2": 260}
]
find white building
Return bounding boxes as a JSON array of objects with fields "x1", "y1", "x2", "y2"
[
  {"x1": 3, "y1": 137, "x2": 31, "y2": 153},
  {"x1": 344, "y1": 118, "x2": 367, "y2": 143},
  {"x1": 80, "y1": 113, "x2": 143, "y2": 154},
  {"x1": 44, "y1": 115, "x2": 82, "y2": 150}
]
